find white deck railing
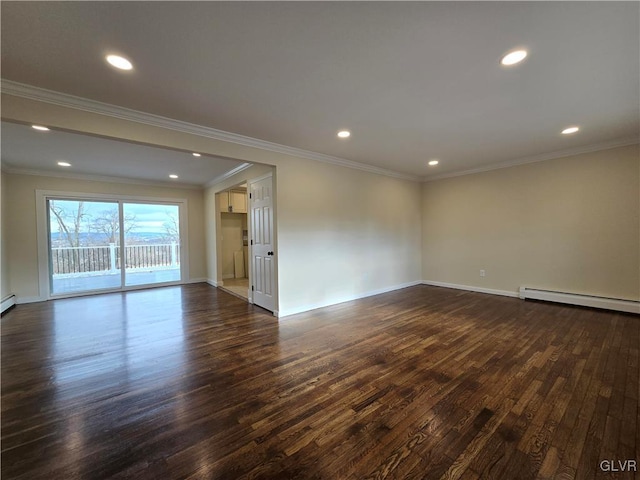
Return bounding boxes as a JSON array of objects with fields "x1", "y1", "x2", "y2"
[{"x1": 51, "y1": 242, "x2": 180, "y2": 275}]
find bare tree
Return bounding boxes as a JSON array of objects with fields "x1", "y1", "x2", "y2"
[
  {"x1": 50, "y1": 200, "x2": 89, "y2": 248},
  {"x1": 49, "y1": 200, "x2": 93, "y2": 273},
  {"x1": 93, "y1": 208, "x2": 137, "y2": 244},
  {"x1": 162, "y1": 211, "x2": 180, "y2": 243}
]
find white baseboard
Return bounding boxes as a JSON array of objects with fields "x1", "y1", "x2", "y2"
[
  {"x1": 206, "y1": 278, "x2": 218, "y2": 287},
  {"x1": 222, "y1": 274, "x2": 235, "y2": 280},
  {"x1": 422, "y1": 280, "x2": 519, "y2": 298},
  {"x1": 278, "y1": 280, "x2": 422, "y2": 318},
  {"x1": 519, "y1": 287, "x2": 640, "y2": 314},
  {"x1": 420, "y1": 281, "x2": 639, "y2": 314},
  {"x1": 1, "y1": 295, "x2": 16, "y2": 314},
  {"x1": 185, "y1": 277, "x2": 207, "y2": 284}
]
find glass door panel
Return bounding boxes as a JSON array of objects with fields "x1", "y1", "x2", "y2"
[
  {"x1": 123, "y1": 203, "x2": 181, "y2": 287},
  {"x1": 49, "y1": 199, "x2": 122, "y2": 295}
]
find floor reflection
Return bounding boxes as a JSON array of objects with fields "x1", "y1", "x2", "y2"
[
  {"x1": 52, "y1": 288, "x2": 187, "y2": 396},
  {"x1": 2, "y1": 284, "x2": 282, "y2": 479}
]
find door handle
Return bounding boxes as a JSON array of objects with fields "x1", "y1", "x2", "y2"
[{"x1": 267, "y1": 251, "x2": 274, "y2": 256}]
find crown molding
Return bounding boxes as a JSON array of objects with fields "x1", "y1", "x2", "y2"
[
  {"x1": 1, "y1": 80, "x2": 421, "y2": 182},
  {"x1": 1, "y1": 164, "x2": 204, "y2": 190},
  {"x1": 205, "y1": 163, "x2": 253, "y2": 188},
  {"x1": 423, "y1": 136, "x2": 640, "y2": 182}
]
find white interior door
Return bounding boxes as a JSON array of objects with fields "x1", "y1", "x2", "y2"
[{"x1": 250, "y1": 175, "x2": 275, "y2": 312}]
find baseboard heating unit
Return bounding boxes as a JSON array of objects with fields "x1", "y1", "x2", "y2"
[
  {"x1": 1, "y1": 294, "x2": 16, "y2": 315},
  {"x1": 519, "y1": 287, "x2": 639, "y2": 314}
]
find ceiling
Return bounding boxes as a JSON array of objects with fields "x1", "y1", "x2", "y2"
[
  {"x1": 1, "y1": 2, "x2": 638, "y2": 180},
  {"x1": 0, "y1": 121, "x2": 247, "y2": 187}
]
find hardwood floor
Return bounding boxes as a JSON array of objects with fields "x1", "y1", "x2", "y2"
[{"x1": 1, "y1": 284, "x2": 638, "y2": 479}]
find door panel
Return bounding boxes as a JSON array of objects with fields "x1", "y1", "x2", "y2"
[
  {"x1": 250, "y1": 176, "x2": 275, "y2": 312},
  {"x1": 123, "y1": 203, "x2": 181, "y2": 287},
  {"x1": 262, "y1": 206, "x2": 272, "y2": 245},
  {"x1": 48, "y1": 199, "x2": 122, "y2": 295},
  {"x1": 263, "y1": 257, "x2": 273, "y2": 295}
]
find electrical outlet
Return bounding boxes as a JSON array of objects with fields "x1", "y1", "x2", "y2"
[{"x1": 480, "y1": 269, "x2": 486, "y2": 277}]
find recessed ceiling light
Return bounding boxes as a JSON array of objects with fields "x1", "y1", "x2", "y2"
[
  {"x1": 428, "y1": 160, "x2": 439, "y2": 166},
  {"x1": 57, "y1": 161, "x2": 71, "y2": 167},
  {"x1": 32, "y1": 125, "x2": 50, "y2": 131},
  {"x1": 106, "y1": 54, "x2": 133, "y2": 71},
  {"x1": 169, "y1": 174, "x2": 179, "y2": 179},
  {"x1": 337, "y1": 130, "x2": 351, "y2": 138},
  {"x1": 561, "y1": 126, "x2": 580, "y2": 135},
  {"x1": 192, "y1": 152, "x2": 201, "y2": 157},
  {"x1": 500, "y1": 49, "x2": 528, "y2": 66}
]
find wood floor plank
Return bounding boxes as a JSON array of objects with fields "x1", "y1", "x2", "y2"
[{"x1": 2, "y1": 284, "x2": 638, "y2": 480}]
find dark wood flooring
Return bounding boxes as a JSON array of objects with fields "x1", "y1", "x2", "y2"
[{"x1": 1, "y1": 284, "x2": 638, "y2": 479}]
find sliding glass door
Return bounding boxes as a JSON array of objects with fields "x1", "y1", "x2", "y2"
[
  {"x1": 49, "y1": 199, "x2": 122, "y2": 295},
  {"x1": 47, "y1": 197, "x2": 183, "y2": 296},
  {"x1": 123, "y1": 203, "x2": 181, "y2": 287}
]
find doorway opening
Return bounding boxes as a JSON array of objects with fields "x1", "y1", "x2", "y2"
[
  {"x1": 217, "y1": 184, "x2": 249, "y2": 300},
  {"x1": 214, "y1": 172, "x2": 277, "y2": 314}
]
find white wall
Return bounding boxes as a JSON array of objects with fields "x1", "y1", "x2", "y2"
[
  {"x1": 422, "y1": 144, "x2": 640, "y2": 301},
  {"x1": 3, "y1": 172, "x2": 206, "y2": 301},
  {"x1": 1, "y1": 173, "x2": 11, "y2": 300},
  {"x1": 275, "y1": 158, "x2": 422, "y2": 315}
]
